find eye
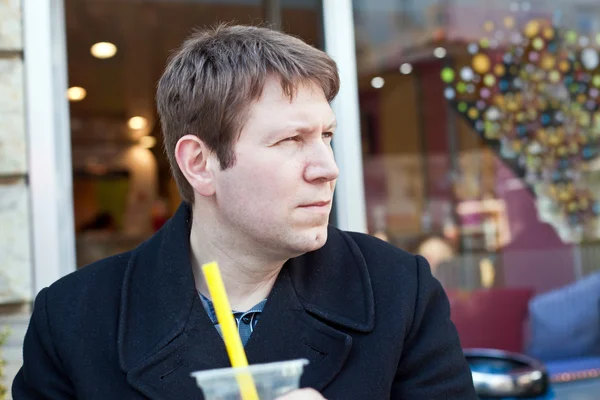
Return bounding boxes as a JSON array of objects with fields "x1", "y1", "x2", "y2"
[
  {"x1": 278, "y1": 135, "x2": 300, "y2": 144},
  {"x1": 323, "y1": 132, "x2": 334, "y2": 139}
]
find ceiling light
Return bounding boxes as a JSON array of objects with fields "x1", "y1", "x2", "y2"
[
  {"x1": 370, "y1": 77, "x2": 385, "y2": 89},
  {"x1": 128, "y1": 116, "x2": 148, "y2": 130},
  {"x1": 67, "y1": 86, "x2": 87, "y2": 101},
  {"x1": 139, "y1": 136, "x2": 157, "y2": 149},
  {"x1": 400, "y1": 63, "x2": 413, "y2": 75},
  {"x1": 90, "y1": 42, "x2": 117, "y2": 59}
]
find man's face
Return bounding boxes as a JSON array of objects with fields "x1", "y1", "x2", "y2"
[{"x1": 212, "y1": 78, "x2": 339, "y2": 258}]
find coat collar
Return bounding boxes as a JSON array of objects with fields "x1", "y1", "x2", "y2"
[{"x1": 118, "y1": 202, "x2": 374, "y2": 397}]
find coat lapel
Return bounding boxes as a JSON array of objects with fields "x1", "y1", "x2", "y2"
[
  {"x1": 244, "y1": 268, "x2": 353, "y2": 391},
  {"x1": 118, "y1": 203, "x2": 375, "y2": 399},
  {"x1": 125, "y1": 301, "x2": 231, "y2": 399}
]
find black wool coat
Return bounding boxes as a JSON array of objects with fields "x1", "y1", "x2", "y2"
[{"x1": 13, "y1": 203, "x2": 477, "y2": 399}]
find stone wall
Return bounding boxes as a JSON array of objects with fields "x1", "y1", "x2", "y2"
[{"x1": 0, "y1": 0, "x2": 34, "y2": 395}]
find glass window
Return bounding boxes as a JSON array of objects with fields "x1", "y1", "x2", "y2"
[{"x1": 353, "y1": 0, "x2": 600, "y2": 392}]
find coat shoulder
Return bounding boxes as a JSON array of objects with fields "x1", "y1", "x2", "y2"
[
  {"x1": 42, "y1": 250, "x2": 133, "y2": 322},
  {"x1": 340, "y1": 230, "x2": 428, "y2": 303},
  {"x1": 343, "y1": 230, "x2": 421, "y2": 274},
  {"x1": 50, "y1": 250, "x2": 131, "y2": 293}
]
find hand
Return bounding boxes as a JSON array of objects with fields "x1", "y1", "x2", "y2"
[{"x1": 275, "y1": 388, "x2": 326, "y2": 399}]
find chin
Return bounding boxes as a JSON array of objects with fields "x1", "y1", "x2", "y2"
[{"x1": 295, "y1": 225, "x2": 329, "y2": 253}]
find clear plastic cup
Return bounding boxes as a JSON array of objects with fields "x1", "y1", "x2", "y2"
[{"x1": 191, "y1": 359, "x2": 309, "y2": 400}]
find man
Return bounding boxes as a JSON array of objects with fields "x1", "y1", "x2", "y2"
[{"x1": 13, "y1": 25, "x2": 477, "y2": 399}]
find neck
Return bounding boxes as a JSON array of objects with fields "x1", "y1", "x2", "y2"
[{"x1": 189, "y1": 204, "x2": 286, "y2": 311}]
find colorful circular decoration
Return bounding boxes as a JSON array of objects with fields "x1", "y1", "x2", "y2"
[
  {"x1": 581, "y1": 48, "x2": 599, "y2": 70},
  {"x1": 541, "y1": 54, "x2": 556, "y2": 70},
  {"x1": 525, "y1": 64, "x2": 536, "y2": 74},
  {"x1": 529, "y1": 52, "x2": 539, "y2": 62},
  {"x1": 532, "y1": 37, "x2": 544, "y2": 51},
  {"x1": 468, "y1": 43, "x2": 479, "y2": 55},
  {"x1": 528, "y1": 109, "x2": 538, "y2": 120},
  {"x1": 439, "y1": 13, "x2": 600, "y2": 236},
  {"x1": 549, "y1": 70, "x2": 561, "y2": 83},
  {"x1": 580, "y1": 113, "x2": 591, "y2": 126},
  {"x1": 473, "y1": 53, "x2": 491, "y2": 74},
  {"x1": 525, "y1": 20, "x2": 540, "y2": 38},
  {"x1": 533, "y1": 70, "x2": 546, "y2": 82},
  {"x1": 460, "y1": 67, "x2": 475, "y2": 81},
  {"x1": 513, "y1": 140, "x2": 523, "y2": 153},
  {"x1": 511, "y1": 32, "x2": 523, "y2": 45},
  {"x1": 441, "y1": 67, "x2": 455, "y2": 83},
  {"x1": 494, "y1": 64, "x2": 506, "y2": 76},
  {"x1": 486, "y1": 107, "x2": 501, "y2": 120},
  {"x1": 504, "y1": 16, "x2": 515, "y2": 29},
  {"x1": 484, "y1": 74, "x2": 496, "y2": 87}
]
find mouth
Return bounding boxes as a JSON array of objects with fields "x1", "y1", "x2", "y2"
[{"x1": 299, "y1": 200, "x2": 331, "y2": 208}]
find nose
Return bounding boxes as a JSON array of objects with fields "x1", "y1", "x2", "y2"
[{"x1": 303, "y1": 141, "x2": 339, "y2": 183}]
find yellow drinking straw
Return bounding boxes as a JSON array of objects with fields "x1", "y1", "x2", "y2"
[{"x1": 201, "y1": 261, "x2": 260, "y2": 400}]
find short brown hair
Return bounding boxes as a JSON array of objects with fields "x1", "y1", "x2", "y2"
[{"x1": 156, "y1": 24, "x2": 340, "y2": 204}]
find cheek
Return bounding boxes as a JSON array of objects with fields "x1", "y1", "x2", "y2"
[
  {"x1": 244, "y1": 152, "x2": 301, "y2": 189},
  {"x1": 221, "y1": 156, "x2": 300, "y2": 209}
]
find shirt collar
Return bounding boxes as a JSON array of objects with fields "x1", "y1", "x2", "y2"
[{"x1": 198, "y1": 291, "x2": 267, "y2": 325}]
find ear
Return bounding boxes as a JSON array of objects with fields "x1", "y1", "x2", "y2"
[{"x1": 174, "y1": 135, "x2": 217, "y2": 197}]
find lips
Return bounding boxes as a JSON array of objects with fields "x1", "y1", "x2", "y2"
[{"x1": 299, "y1": 200, "x2": 331, "y2": 207}]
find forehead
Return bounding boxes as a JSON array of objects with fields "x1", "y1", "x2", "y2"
[{"x1": 247, "y1": 78, "x2": 335, "y2": 124}]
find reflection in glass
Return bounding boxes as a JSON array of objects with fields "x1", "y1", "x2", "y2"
[{"x1": 353, "y1": 0, "x2": 600, "y2": 389}]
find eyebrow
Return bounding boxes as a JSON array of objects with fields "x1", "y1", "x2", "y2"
[{"x1": 294, "y1": 120, "x2": 337, "y2": 134}]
